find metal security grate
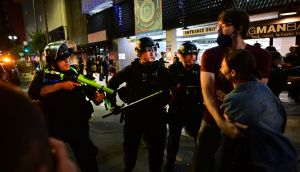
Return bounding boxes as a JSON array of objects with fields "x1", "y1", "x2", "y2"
[
  {"x1": 234, "y1": 0, "x2": 299, "y2": 13},
  {"x1": 162, "y1": 0, "x2": 300, "y2": 29},
  {"x1": 87, "y1": 0, "x2": 300, "y2": 37},
  {"x1": 87, "y1": 11, "x2": 107, "y2": 33},
  {"x1": 162, "y1": 0, "x2": 233, "y2": 29},
  {"x1": 162, "y1": 0, "x2": 181, "y2": 30}
]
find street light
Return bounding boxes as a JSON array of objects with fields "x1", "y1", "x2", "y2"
[
  {"x1": 8, "y1": 35, "x2": 17, "y2": 41},
  {"x1": 8, "y1": 35, "x2": 18, "y2": 51}
]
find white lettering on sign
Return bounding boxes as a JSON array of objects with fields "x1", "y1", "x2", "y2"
[{"x1": 247, "y1": 22, "x2": 300, "y2": 38}]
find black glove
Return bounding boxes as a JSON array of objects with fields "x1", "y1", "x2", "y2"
[
  {"x1": 102, "y1": 104, "x2": 122, "y2": 118},
  {"x1": 84, "y1": 73, "x2": 95, "y2": 80},
  {"x1": 111, "y1": 105, "x2": 122, "y2": 115}
]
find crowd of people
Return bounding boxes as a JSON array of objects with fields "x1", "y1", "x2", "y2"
[{"x1": 2, "y1": 7, "x2": 299, "y2": 172}]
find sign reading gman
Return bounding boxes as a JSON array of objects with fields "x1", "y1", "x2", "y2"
[{"x1": 247, "y1": 22, "x2": 300, "y2": 39}]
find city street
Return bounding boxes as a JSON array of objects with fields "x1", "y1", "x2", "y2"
[
  {"x1": 3, "y1": 0, "x2": 300, "y2": 171},
  {"x1": 20, "y1": 73, "x2": 300, "y2": 172}
]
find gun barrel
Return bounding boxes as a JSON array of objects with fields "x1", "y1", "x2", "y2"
[{"x1": 77, "y1": 74, "x2": 115, "y2": 94}]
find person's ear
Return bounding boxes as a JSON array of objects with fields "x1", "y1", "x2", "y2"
[
  {"x1": 230, "y1": 69, "x2": 236, "y2": 77},
  {"x1": 178, "y1": 54, "x2": 184, "y2": 62},
  {"x1": 135, "y1": 49, "x2": 140, "y2": 57},
  {"x1": 235, "y1": 26, "x2": 242, "y2": 34}
]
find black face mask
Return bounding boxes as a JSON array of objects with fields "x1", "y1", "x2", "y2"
[
  {"x1": 217, "y1": 34, "x2": 232, "y2": 48},
  {"x1": 218, "y1": 71, "x2": 231, "y2": 86}
]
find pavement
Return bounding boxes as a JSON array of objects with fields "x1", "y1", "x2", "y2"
[{"x1": 19, "y1": 72, "x2": 300, "y2": 172}]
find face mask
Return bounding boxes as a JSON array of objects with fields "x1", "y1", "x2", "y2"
[
  {"x1": 218, "y1": 71, "x2": 232, "y2": 85},
  {"x1": 217, "y1": 34, "x2": 232, "y2": 48}
]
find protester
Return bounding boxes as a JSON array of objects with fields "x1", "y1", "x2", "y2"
[
  {"x1": 268, "y1": 50, "x2": 300, "y2": 98},
  {"x1": 191, "y1": 8, "x2": 271, "y2": 172},
  {"x1": 215, "y1": 49, "x2": 297, "y2": 172},
  {"x1": 284, "y1": 46, "x2": 300, "y2": 102},
  {"x1": 0, "y1": 81, "x2": 78, "y2": 172}
]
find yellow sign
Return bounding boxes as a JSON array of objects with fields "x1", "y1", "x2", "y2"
[{"x1": 183, "y1": 26, "x2": 217, "y2": 36}]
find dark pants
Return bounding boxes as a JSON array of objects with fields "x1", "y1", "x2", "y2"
[
  {"x1": 166, "y1": 107, "x2": 203, "y2": 166},
  {"x1": 123, "y1": 117, "x2": 167, "y2": 172},
  {"x1": 50, "y1": 124, "x2": 99, "y2": 172},
  {"x1": 190, "y1": 120, "x2": 221, "y2": 172}
]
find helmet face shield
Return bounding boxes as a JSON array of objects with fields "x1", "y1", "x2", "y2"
[
  {"x1": 45, "y1": 41, "x2": 72, "y2": 65},
  {"x1": 181, "y1": 49, "x2": 199, "y2": 56},
  {"x1": 135, "y1": 37, "x2": 160, "y2": 61},
  {"x1": 178, "y1": 42, "x2": 199, "y2": 57},
  {"x1": 56, "y1": 45, "x2": 72, "y2": 61},
  {"x1": 143, "y1": 46, "x2": 157, "y2": 53},
  {"x1": 135, "y1": 37, "x2": 155, "y2": 52}
]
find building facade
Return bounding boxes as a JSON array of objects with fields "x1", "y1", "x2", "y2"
[
  {"x1": 22, "y1": 0, "x2": 87, "y2": 45},
  {"x1": 0, "y1": 0, "x2": 25, "y2": 51}
]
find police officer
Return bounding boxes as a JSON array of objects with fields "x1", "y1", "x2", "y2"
[
  {"x1": 165, "y1": 42, "x2": 204, "y2": 171},
  {"x1": 28, "y1": 41, "x2": 105, "y2": 172},
  {"x1": 107, "y1": 37, "x2": 173, "y2": 172}
]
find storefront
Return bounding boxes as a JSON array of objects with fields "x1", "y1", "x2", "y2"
[
  {"x1": 114, "y1": 17, "x2": 300, "y2": 72},
  {"x1": 246, "y1": 16, "x2": 300, "y2": 56}
]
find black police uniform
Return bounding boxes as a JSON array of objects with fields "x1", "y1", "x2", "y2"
[
  {"x1": 28, "y1": 66, "x2": 100, "y2": 172},
  {"x1": 166, "y1": 61, "x2": 204, "y2": 167},
  {"x1": 108, "y1": 58, "x2": 172, "y2": 172}
]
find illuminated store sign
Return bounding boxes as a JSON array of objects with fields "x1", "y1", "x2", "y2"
[
  {"x1": 247, "y1": 22, "x2": 300, "y2": 39},
  {"x1": 183, "y1": 25, "x2": 217, "y2": 36}
]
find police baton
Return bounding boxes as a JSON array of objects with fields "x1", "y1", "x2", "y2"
[
  {"x1": 102, "y1": 90, "x2": 164, "y2": 118},
  {"x1": 282, "y1": 65, "x2": 300, "y2": 72},
  {"x1": 186, "y1": 85, "x2": 200, "y2": 88}
]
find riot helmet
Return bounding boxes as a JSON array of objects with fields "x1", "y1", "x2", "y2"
[
  {"x1": 178, "y1": 41, "x2": 199, "y2": 57},
  {"x1": 44, "y1": 41, "x2": 72, "y2": 65},
  {"x1": 135, "y1": 37, "x2": 157, "y2": 57}
]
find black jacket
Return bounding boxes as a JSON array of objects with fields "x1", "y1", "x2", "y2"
[
  {"x1": 107, "y1": 59, "x2": 173, "y2": 116},
  {"x1": 28, "y1": 67, "x2": 98, "y2": 132},
  {"x1": 168, "y1": 62, "x2": 203, "y2": 113}
]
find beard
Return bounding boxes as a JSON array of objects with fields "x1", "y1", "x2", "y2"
[{"x1": 217, "y1": 34, "x2": 232, "y2": 48}]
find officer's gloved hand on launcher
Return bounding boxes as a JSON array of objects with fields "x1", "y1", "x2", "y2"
[
  {"x1": 110, "y1": 104, "x2": 122, "y2": 115},
  {"x1": 84, "y1": 73, "x2": 95, "y2": 80}
]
